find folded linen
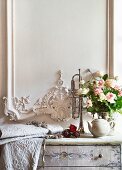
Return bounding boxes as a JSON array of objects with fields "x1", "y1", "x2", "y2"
[
  {"x1": 47, "y1": 124, "x2": 63, "y2": 134},
  {"x1": 0, "y1": 124, "x2": 49, "y2": 139},
  {"x1": 0, "y1": 138, "x2": 44, "y2": 170},
  {"x1": 0, "y1": 134, "x2": 44, "y2": 145},
  {"x1": 26, "y1": 121, "x2": 64, "y2": 134}
]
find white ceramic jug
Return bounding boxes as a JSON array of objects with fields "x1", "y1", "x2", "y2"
[{"x1": 88, "y1": 119, "x2": 115, "y2": 137}]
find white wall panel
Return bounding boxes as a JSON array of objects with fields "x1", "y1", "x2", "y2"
[
  {"x1": 0, "y1": 0, "x2": 7, "y2": 118},
  {"x1": 13, "y1": 0, "x2": 107, "y2": 104},
  {"x1": 0, "y1": 0, "x2": 107, "y2": 117}
]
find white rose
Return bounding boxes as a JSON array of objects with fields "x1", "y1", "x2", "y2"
[
  {"x1": 77, "y1": 88, "x2": 89, "y2": 95},
  {"x1": 82, "y1": 88, "x2": 89, "y2": 95},
  {"x1": 79, "y1": 80, "x2": 85, "y2": 85},
  {"x1": 99, "y1": 93, "x2": 106, "y2": 101}
]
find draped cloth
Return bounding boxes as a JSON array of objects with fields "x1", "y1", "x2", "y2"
[
  {"x1": 0, "y1": 138, "x2": 43, "y2": 170},
  {"x1": 0, "y1": 123, "x2": 63, "y2": 170},
  {"x1": 0, "y1": 124, "x2": 48, "y2": 170}
]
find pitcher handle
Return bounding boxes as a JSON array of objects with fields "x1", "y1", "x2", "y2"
[{"x1": 110, "y1": 121, "x2": 115, "y2": 129}]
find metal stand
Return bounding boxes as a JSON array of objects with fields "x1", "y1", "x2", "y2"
[{"x1": 71, "y1": 69, "x2": 84, "y2": 133}]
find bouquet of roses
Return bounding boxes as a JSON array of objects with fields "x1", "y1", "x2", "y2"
[{"x1": 77, "y1": 71, "x2": 122, "y2": 118}]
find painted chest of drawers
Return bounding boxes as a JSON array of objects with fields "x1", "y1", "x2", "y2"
[{"x1": 37, "y1": 138, "x2": 122, "y2": 170}]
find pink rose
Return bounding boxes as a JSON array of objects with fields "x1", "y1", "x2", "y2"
[
  {"x1": 98, "y1": 79, "x2": 104, "y2": 87},
  {"x1": 114, "y1": 85, "x2": 120, "y2": 91},
  {"x1": 118, "y1": 90, "x2": 122, "y2": 97},
  {"x1": 106, "y1": 92, "x2": 116, "y2": 103},
  {"x1": 94, "y1": 87, "x2": 103, "y2": 96}
]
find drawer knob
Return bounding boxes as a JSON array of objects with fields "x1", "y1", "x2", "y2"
[
  {"x1": 98, "y1": 154, "x2": 103, "y2": 158},
  {"x1": 94, "y1": 153, "x2": 103, "y2": 160}
]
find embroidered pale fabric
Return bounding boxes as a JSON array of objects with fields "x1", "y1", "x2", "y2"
[
  {"x1": 0, "y1": 135, "x2": 44, "y2": 145},
  {"x1": 0, "y1": 138, "x2": 43, "y2": 170},
  {"x1": 0, "y1": 123, "x2": 64, "y2": 170},
  {"x1": 0, "y1": 124, "x2": 48, "y2": 139},
  {"x1": 0, "y1": 124, "x2": 49, "y2": 170}
]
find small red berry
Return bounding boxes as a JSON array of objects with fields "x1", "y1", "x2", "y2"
[
  {"x1": 73, "y1": 131, "x2": 80, "y2": 138},
  {"x1": 62, "y1": 129, "x2": 71, "y2": 138}
]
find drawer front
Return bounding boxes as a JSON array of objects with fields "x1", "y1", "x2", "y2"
[
  {"x1": 38, "y1": 145, "x2": 121, "y2": 167},
  {"x1": 38, "y1": 167, "x2": 121, "y2": 170}
]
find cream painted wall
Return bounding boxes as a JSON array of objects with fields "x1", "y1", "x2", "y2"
[
  {"x1": 0, "y1": 0, "x2": 7, "y2": 117},
  {"x1": 114, "y1": 0, "x2": 122, "y2": 83},
  {"x1": 13, "y1": 0, "x2": 107, "y2": 105},
  {"x1": 0, "y1": 0, "x2": 107, "y2": 118}
]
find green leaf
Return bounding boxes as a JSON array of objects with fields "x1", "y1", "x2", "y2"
[
  {"x1": 118, "y1": 109, "x2": 122, "y2": 114},
  {"x1": 87, "y1": 107, "x2": 95, "y2": 113},
  {"x1": 102, "y1": 74, "x2": 108, "y2": 81}
]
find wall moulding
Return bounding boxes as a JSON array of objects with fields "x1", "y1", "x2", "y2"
[{"x1": 4, "y1": 0, "x2": 113, "y2": 121}]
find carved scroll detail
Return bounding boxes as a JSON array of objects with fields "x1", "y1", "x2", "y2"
[
  {"x1": 13, "y1": 96, "x2": 31, "y2": 113},
  {"x1": 33, "y1": 70, "x2": 72, "y2": 121},
  {"x1": 3, "y1": 71, "x2": 72, "y2": 121}
]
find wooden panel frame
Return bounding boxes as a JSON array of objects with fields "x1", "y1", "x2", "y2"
[{"x1": 4, "y1": 0, "x2": 114, "y2": 120}]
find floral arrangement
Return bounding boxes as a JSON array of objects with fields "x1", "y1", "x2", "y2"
[{"x1": 77, "y1": 71, "x2": 122, "y2": 118}]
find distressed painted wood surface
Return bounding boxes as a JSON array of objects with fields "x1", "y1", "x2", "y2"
[
  {"x1": 38, "y1": 145, "x2": 121, "y2": 167},
  {"x1": 38, "y1": 167, "x2": 121, "y2": 170},
  {"x1": 121, "y1": 144, "x2": 122, "y2": 167}
]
